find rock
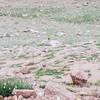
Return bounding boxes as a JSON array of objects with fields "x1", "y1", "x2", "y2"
[
  {"x1": 42, "y1": 64, "x2": 47, "y2": 68},
  {"x1": 22, "y1": 14, "x2": 28, "y2": 17},
  {"x1": 0, "y1": 95, "x2": 3, "y2": 100},
  {"x1": 83, "y1": 1, "x2": 89, "y2": 6},
  {"x1": 8, "y1": 96, "x2": 12, "y2": 100},
  {"x1": 29, "y1": 29, "x2": 39, "y2": 33},
  {"x1": 55, "y1": 32, "x2": 65, "y2": 36},
  {"x1": 29, "y1": 96, "x2": 35, "y2": 100},
  {"x1": 12, "y1": 89, "x2": 37, "y2": 98},
  {"x1": 18, "y1": 95, "x2": 23, "y2": 100},
  {"x1": 48, "y1": 40, "x2": 62, "y2": 47},
  {"x1": 15, "y1": 72, "x2": 24, "y2": 78},
  {"x1": 70, "y1": 70, "x2": 88, "y2": 86},
  {"x1": 19, "y1": 66, "x2": 31, "y2": 74},
  {"x1": 45, "y1": 81, "x2": 76, "y2": 100},
  {"x1": 35, "y1": 88, "x2": 44, "y2": 97},
  {"x1": 12, "y1": 95, "x2": 18, "y2": 100},
  {"x1": 4, "y1": 97, "x2": 8, "y2": 100}
]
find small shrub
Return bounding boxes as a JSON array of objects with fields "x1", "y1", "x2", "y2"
[{"x1": 0, "y1": 78, "x2": 33, "y2": 97}]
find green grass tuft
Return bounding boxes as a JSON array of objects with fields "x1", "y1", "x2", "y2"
[
  {"x1": 0, "y1": 78, "x2": 33, "y2": 97},
  {"x1": 36, "y1": 68, "x2": 64, "y2": 77}
]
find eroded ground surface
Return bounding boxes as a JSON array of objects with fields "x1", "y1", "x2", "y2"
[{"x1": 0, "y1": 0, "x2": 100, "y2": 100}]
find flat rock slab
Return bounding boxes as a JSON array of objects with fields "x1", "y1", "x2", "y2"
[
  {"x1": 45, "y1": 81, "x2": 76, "y2": 100},
  {"x1": 12, "y1": 89, "x2": 37, "y2": 98}
]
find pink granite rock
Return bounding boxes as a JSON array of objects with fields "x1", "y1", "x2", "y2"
[
  {"x1": 12, "y1": 89, "x2": 37, "y2": 98},
  {"x1": 70, "y1": 70, "x2": 88, "y2": 86},
  {"x1": 45, "y1": 81, "x2": 76, "y2": 100}
]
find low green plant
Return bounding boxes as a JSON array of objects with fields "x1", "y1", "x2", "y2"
[
  {"x1": 36, "y1": 68, "x2": 64, "y2": 77},
  {"x1": 94, "y1": 80, "x2": 100, "y2": 86},
  {"x1": 0, "y1": 78, "x2": 33, "y2": 97}
]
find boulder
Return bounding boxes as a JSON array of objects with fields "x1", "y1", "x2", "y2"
[
  {"x1": 45, "y1": 81, "x2": 76, "y2": 100},
  {"x1": 70, "y1": 70, "x2": 88, "y2": 86}
]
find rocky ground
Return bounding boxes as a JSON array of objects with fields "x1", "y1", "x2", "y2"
[{"x1": 0, "y1": 0, "x2": 100, "y2": 100}]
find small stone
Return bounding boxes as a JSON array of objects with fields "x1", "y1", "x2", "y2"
[
  {"x1": 56, "y1": 96, "x2": 61, "y2": 100},
  {"x1": 19, "y1": 66, "x2": 31, "y2": 74},
  {"x1": 42, "y1": 64, "x2": 46, "y2": 68},
  {"x1": 12, "y1": 95, "x2": 18, "y2": 100},
  {"x1": 35, "y1": 89, "x2": 44, "y2": 97},
  {"x1": 55, "y1": 32, "x2": 65, "y2": 36},
  {"x1": 4, "y1": 97, "x2": 8, "y2": 100},
  {"x1": 30, "y1": 96, "x2": 35, "y2": 100},
  {"x1": 8, "y1": 96, "x2": 12, "y2": 100},
  {"x1": 18, "y1": 95, "x2": 23, "y2": 100},
  {"x1": 22, "y1": 14, "x2": 28, "y2": 17},
  {"x1": 30, "y1": 29, "x2": 39, "y2": 33},
  {"x1": 48, "y1": 40, "x2": 62, "y2": 47},
  {"x1": 83, "y1": 1, "x2": 89, "y2": 6},
  {"x1": 42, "y1": 49, "x2": 48, "y2": 53}
]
